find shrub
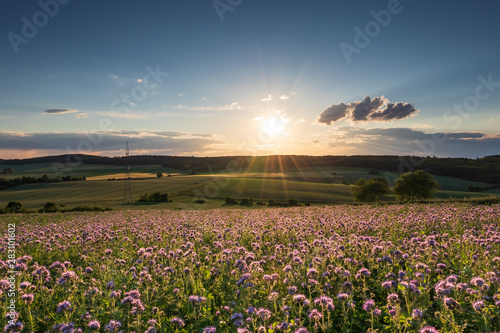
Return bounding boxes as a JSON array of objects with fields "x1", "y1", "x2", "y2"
[
  {"x1": 40, "y1": 202, "x2": 58, "y2": 213},
  {"x1": 193, "y1": 199, "x2": 206, "y2": 204},
  {"x1": 225, "y1": 197, "x2": 239, "y2": 205},
  {"x1": 239, "y1": 198, "x2": 253, "y2": 206}
]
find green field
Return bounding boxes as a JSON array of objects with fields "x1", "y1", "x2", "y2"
[{"x1": 0, "y1": 162, "x2": 498, "y2": 210}]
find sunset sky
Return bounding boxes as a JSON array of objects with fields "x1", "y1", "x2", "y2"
[{"x1": 1, "y1": 0, "x2": 499, "y2": 158}]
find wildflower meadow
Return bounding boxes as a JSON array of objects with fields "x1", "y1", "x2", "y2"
[{"x1": 1, "y1": 203, "x2": 500, "y2": 332}]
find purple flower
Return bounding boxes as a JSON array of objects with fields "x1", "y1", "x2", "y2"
[
  {"x1": 88, "y1": 320, "x2": 100, "y2": 330},
  {"x1": 307, "y1": 309, "x2": 322, "y2": 321},
  {"x1": 203, "y1": 326, "x2": 217, "y2": 333},
  {"x1": 255, "y1": 307, "x2": 272, "y2": 321},
  {"x1": 420, "y1": 326, "x2": 439, "y2": 333},
  {"x1": 313, "y1": 296, "x2": 334, "y2": 310},
  {"x1": 363, "y1": 299, "x2": 375, "y2": 311},
  {"x1": 56, "y1": 300, "x2": 71, "y2": 313},
  {"x1": 472, "y1": 300, "x2": 484, "y2": 311},
  {"x1": 294, "y1": 328, "x2": 310, "y2": 333},
  {"x1": 105, "y1": 320, "x2": 122, "y2": 332},
  {"x1": 21, "y1": 293, "x2": 34, "y2": 305},
  {"x1": 412, "y1": 308, "x2": 423, "y2": 319},
  {"x1": 170, "y1": 317, "x2": 185, "y2": 328},
  {"x1": 470, "y1": 277, "x2": 485, "y2": 287},
  {"x1": 337, "y1": 293, "x2": 349, "y2": 300},
  {"x1": 188, "y1": 295, "x2": 207, "y2": 304},
  {"x1": 443, "y1": 297, "x2": 459, "y2": 310},
  {"x1": 387, "y1": 293, "x2": 399, "y2": 302}
]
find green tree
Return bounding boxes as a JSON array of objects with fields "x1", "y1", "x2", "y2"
[
  {"x1": 352, "y1": 177, "x2": 390, "y2": 203},
  {"x1": 5, "y1": 201, "x2": 23, "y2": 213},
  {"x1": 393, "y1": 170, "x2": 439, "y2": 201},
  {"x1": 157, "y1": 172, "x2": 163, "y2": 178}
]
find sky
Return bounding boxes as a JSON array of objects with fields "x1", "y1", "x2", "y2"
[{"x1": 0, "y1": 0, "x2": 499, "y2": 159}]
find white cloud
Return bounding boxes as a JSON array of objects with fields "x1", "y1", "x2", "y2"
[
  {"x1": 279, "y1": 95, "x2": 289, "y2": 100},
  {"x1": 174, "y1": 102, "x2": 241, "y2": 111},
  {"x1": 261, "y1": 95, "x2": 273, "y2": 102},
  {"x1": 97, "y1": 111, "x2": 148, "y2": 119}
]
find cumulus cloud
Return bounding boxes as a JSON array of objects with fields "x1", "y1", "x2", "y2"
[
  {"x1": 43, "y1": 108, "x2": 79, "y2": 114},
  {"x1": 316, "y1": 95, "x2": 418, "y2": 125}
]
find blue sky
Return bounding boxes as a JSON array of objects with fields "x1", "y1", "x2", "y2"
[{"x1": 0, "y1": 0, "x2": 499, "y2": 158}]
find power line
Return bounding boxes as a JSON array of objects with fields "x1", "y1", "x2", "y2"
[{"x1": 123, "y1": 142, "x2": 133, "y2": 204}]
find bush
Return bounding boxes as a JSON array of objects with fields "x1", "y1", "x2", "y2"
[
  {"x1": 138, "y1": 192, "x2": 169, "y2": 202},
  {"x1": 225, "y1": 197, "x2": 239, "y2": 205},
  {"x1": 40, "y1": 202, "x2": 58, "y2": 213},
  {"x1": 267, "y1": 199, "x2": 276, "y2": 207},
  {"x1": 193, "y1": 199, "x2": 206, "y2": 204},
  {"x1": 69, "y1": 206, "x2": 113, "y2": 212},
  {"x1": 239, "y1": 198, "x2": 253, "y2": 206},
  {"x1": 157, "y1": 172, "x2": 163, "y2": 178},
  {"x1": 255, "y1": 201, "x2": 266, "y2": 206}
]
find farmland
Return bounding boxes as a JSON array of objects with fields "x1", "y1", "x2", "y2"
[
  {"x1": 2, "y1": 203, "x2": 500, "y2": 332},
  {"x1": 0, "y1": 162, "x2": 498, "y2": 211}
]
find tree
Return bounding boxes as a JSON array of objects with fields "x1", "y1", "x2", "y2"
[
  {"x1": 352, "y1": 177, "x2": 390, "y2": 203},
  {"x1": 393, "y1": 170, "x2": 439, "y2": 201},
  {"x1": 156, "y1": 172, "x2": 163, "y2": 178},
  {"x1": 5, "y1": 201, "x2": 23, "y2": 213}
]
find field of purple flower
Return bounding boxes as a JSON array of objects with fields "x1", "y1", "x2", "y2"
[{"x1": 2, "y1": 203, "x2": 500, "y2": 332}]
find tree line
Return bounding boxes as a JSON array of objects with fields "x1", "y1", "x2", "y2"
[
  {"x1": 0, "y1": 174, "x2": 86, "y2": 190},
  {"x1": 1, "y1": 154, "x2": 499, "y2": 184}
]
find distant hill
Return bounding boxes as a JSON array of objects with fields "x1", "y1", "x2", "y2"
[{"x1": 1, "y1": 154, "x2": 499, "y2": 184}]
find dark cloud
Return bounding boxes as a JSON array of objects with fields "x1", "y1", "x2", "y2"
[
  {"x1": 315, "y1": 103, "x2": 349, "y2": 124},
  {"x1": 316, "y1": 95, "x2": 418, "y2": 125},
  {"x1": 351, "y1": 95, "x2": 386, "y2": 121},
  {"x1": 369, "y1": 102, "x2": 417, "y2": 121},
  {"x1": 326, "y1": 127, "x2": 500, "y2": 158},
  {"x1": 44, "y1": 108, "x2": 79, "y2": 114},
  {"x1": 0, "y1": 130, "x2": 222, "y2": 156}
]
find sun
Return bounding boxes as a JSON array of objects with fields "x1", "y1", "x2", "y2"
[{"x1": 263, "y1": 110, "x2": 288, "y2": 134}]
